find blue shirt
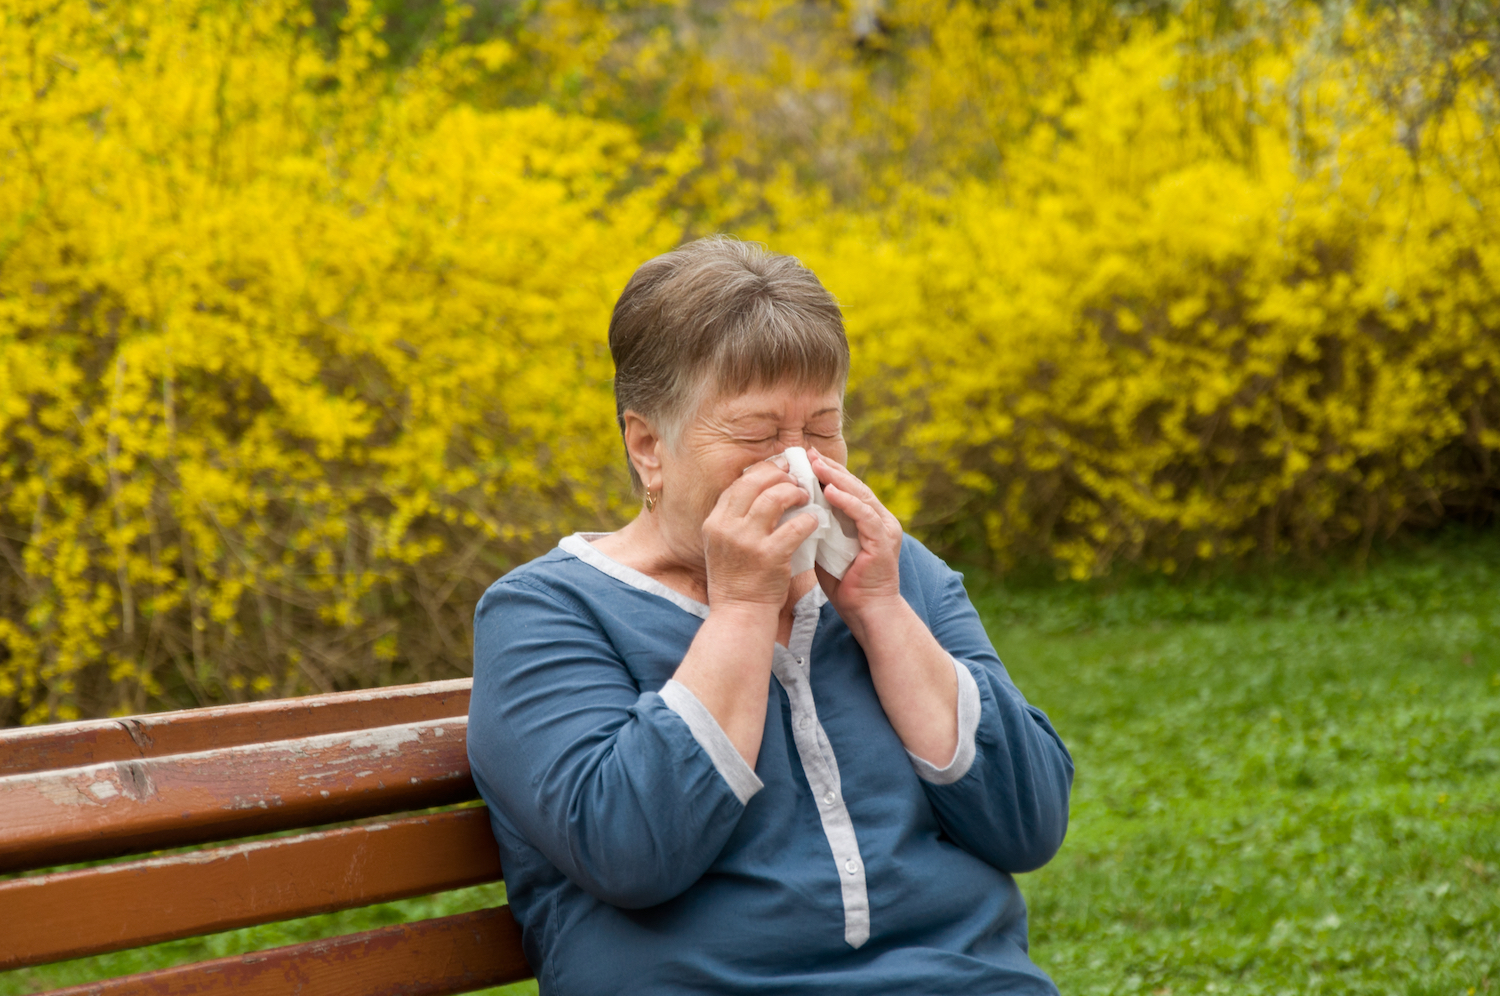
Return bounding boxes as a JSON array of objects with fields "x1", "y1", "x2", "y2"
[{"x1": 468, "y1": 533, "x2": 1074, "y2": 995}]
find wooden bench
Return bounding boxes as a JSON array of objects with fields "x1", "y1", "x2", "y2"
[{"x1": 0, "y1": 680, "x2": 534, "y2": 996}]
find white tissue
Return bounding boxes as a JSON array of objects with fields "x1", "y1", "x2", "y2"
[{"x1": 776, "y1": 447, "x2": 862, "y2": 579}]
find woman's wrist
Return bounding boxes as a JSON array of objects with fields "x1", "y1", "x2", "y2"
[
  {"x1": 705, "y1": 594, "x2": 783, "y2": 626},
  {"x1": 840, "y1": 593, "x2": 911, "y2": 648}
]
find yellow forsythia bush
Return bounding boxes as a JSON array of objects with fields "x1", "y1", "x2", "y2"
[
  {"x1": 3, "y1": 0, "x2": 1498, "y2": 721},
  {"x1": 0, "y1": 0, "x2": 685, "y2": 722},
  {"x1": 769, "y1": 14, "x2": 1500, "y2": 578},
  {"x1": 537, "y1": 0, "x2": 1499, "y2": 575}
]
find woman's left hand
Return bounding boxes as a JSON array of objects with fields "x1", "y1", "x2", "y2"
[{"x1": 807, "y1": 448, "x2": 904, "y2": 642}]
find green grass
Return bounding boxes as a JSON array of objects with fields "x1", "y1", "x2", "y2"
[
  {"x1": 5, "y1": 530, "x2": 1498, "y2": 995},
  {"x1": 995, "y1": 531, "x2": 1500, "y2": 995}
]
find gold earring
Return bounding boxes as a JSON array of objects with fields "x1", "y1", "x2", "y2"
[{"x1": 644, "y1": 488, "x2": 658, "y2": 512}]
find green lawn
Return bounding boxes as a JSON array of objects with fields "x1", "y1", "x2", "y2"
[
  {"x1": 995, "y1": 532, "x2": 1500, "y2": 995},
  {"x1": 5, "y1": 532, "x2": 1497, "y2": 995}
]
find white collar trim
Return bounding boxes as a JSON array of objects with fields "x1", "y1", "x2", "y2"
[{"x1": 558, "y1": 533, "x2": 710, "y2": 619}]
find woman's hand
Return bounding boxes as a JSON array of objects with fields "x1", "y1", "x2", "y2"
[
  {"x1": 702, "y1": 460, "x2": 823, "y2": 610},
  {"x1": 807, "y1": 448, "x2": 905, "y2": 643}
]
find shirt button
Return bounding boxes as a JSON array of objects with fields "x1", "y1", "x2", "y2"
[
  {"x1": 844, "y1": 858, "x2": 859, "y2": 875},
  {"x1": 795, "y1": 656, "x2": 806, "y2": 666},
  {"x1": 823, "y1": 789, "x2": 836, "y2": 805},
  {"x1": 797, "y1": 716, "x2": 811, "y2": 731}
]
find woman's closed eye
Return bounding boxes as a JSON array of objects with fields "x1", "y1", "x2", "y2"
[{"x1": 742, "y1": 434, "x2": 837, "y2": 446}]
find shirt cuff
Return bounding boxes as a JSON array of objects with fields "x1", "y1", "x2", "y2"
[
  {"x1": 659, "y1": 679, "x2": 765, "y2": 805},
  {"x1": 907, "y1": 656, "x2": 980, "y2": 785}
]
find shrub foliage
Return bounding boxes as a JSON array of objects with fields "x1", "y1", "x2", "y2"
[
  {"x1": 0, "y1": 0, "x2": 682, "y2": 721},
  {"x1": 783, "y1": 16, "x2": 1500, "y2": 576},
  {"x1": 2, "y1": 0, "x2": 1498, "y2": 720}
]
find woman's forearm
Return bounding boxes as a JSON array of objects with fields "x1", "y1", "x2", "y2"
[
  {"x1": 671, "y1": 601, "x2": 780, "y2": 768},
  {"x1": 801, "y1": 449, "x2": 959, "y2": 765},
  {"x1": 847, "y1": 598, "x2": 960, "y2": 767}
]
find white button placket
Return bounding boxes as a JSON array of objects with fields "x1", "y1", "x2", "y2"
[{"x1": 772, "y1": 588, "x2": 871, "y2": 949}]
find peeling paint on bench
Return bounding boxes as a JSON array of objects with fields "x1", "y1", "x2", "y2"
[{"x1": 0, "y1": 718, "x2": 473, "y2": 872}]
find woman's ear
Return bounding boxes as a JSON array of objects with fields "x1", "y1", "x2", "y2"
[{"x1": 621, "y1": 410, "x2": 665, "y2": 492}]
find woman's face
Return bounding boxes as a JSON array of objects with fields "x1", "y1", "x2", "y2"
[{"x1": 658, "y1": 380, "x2": 846, "y2": 557}]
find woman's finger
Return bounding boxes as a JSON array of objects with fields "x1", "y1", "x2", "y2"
[
  {"x1": 810, "y1": 453, "x2": 899, "y2": 541},
  {"x1": 747, "y1": 481, "x2": 818, "y2": 529},
  {"x1": 807, "y1": 448, "x2": 878, "y2": 504},
  {"x1": 768, "y1": 504, "x2": 823, "y2": 553},
  {"x1": 718, "y1": 462, "x2": 801, "y2": 519},
  {"x1": 822, "y1": 482, "x2": 889, "y2": 546}
]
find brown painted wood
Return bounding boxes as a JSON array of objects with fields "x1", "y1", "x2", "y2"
[
  {"x1": 0, "y1": 680, "x2": 472, "y2": 777},
  {"x1": 33, "y1": 906, "x2": 532, "y2": 996},
  {"x1": 0, "y1": 719, "x2": 475, "y2": 874},
  {"x1": 0, "y1": 807, "x2": 503, "y2": 970}
]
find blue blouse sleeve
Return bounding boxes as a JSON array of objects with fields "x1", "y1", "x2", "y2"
[
  {"x1": 911, "y1": 559, "x2": 1075, "y2": 874},
  {"x1": 467, "y1": 575, "x2": 758, "y2": 909}
]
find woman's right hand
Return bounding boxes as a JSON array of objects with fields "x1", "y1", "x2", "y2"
[{"x1": 701, "y1": 460, "x2": 821, "y2": 610}]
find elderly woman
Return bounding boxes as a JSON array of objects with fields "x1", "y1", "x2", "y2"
[{"x1": 468, "y1": 238, "x2": 1073, "y2": 995}]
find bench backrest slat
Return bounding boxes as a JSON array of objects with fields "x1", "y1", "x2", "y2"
[
  {"x1": 38, "y1": 907, "x2": 531, "y2": 996},
  {"x1": 0, "y1": 681, "x2": 472, "y2": 777},
  {"x1": 0, "y1": 718, "x2": 473, "y2": 873},
  {"x1": 0, "y1": 807, "x2": 502, "y2": 970}
]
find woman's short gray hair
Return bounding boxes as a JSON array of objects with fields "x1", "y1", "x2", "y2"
[{"x1": 609, "y1": 236, "x2": 849, "y2": 489}]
